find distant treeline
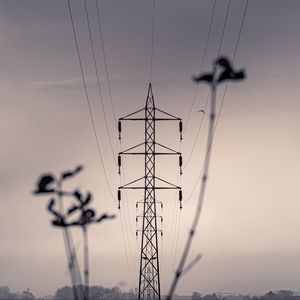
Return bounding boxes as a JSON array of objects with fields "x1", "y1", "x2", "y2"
[
  {"x1": 191, "y1": 290, "x2": 300, "y2": 300},
  {"x1": 53, "y1": 285, "x2": 136, "y2": 300},
  {"x1": 2, "y1": 286, "x2": 300, "y2": 300},
  {"x1": 0, "y1": 285, "x2": 136, "y2": 300},
  {"x1": 0, "y1": 287, "x2": 36, "y2": 300}
]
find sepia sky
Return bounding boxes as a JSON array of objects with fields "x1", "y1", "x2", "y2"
[{"x1": 0, "y1": 0, "x2": 300, "y2": 297}]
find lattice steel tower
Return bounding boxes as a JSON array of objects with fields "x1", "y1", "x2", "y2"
[{"x1": 118, "y1": 84, "x2": 183, "y2": 300}]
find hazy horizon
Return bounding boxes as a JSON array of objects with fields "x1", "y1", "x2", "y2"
[{"x1": 0, "y1": 0, "x2": 300, "y2": 297}]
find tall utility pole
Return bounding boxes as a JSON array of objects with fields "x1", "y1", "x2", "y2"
[{"x1": 118, "y1": 84, "x2": 183, "y2": 300}]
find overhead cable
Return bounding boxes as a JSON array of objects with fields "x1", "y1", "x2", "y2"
[
  {"x1": 149, "y1": 0, "x2": 155, "y2": 83},
  {"x1": 183, "y1": 0, "x2": 217, "y2": 133},
  {"x1": 185, "y1": 0, "x2": 249, "y2": 203},
  {"x1": 93, "y1": 0, "x2": 136, "y2": 275},
  {"x1": 95, "y1": 0, "x2": 118, "y2": 126},
  {"x1": 183, "y1": 0, "x2": 231, "y2": 170},
  {"x1": 67, "y1": 0, "x2": 117, "y2": 205},
  {"x1": 83, "y1": 0, "x2": 117, "y2": 167}
]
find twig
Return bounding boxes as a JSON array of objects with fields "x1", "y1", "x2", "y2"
[
  {"x1": 167, "y1": 56, "x2": 246, "y2": 299},
  {"x1": 57, "y1": 180, "x2": 83, "y2": 300},
  {"x1": 166, "y1": 69, "x2": 218, "y2": 300},
  {"x1": 83, "y1": 227, "x2": 89, "y2": 300}
]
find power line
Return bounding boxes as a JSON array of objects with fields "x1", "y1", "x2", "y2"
[
  {"x1": 170, "y1": 196, "x2": 179, "y2": 270},
  {"x1": 83, "y1": 0, "x2": 117, "y2": 167},
  {"x1": 93, "y1": 0, "x2": 137, "y2": 277},
  {"x1": 67, "y1": 0, "x2": 117, "y2": 205},
  {"x1": 93, "y1": 0, "x2": 136, "y2": 276},
  {"x1": 183, "y1": 0, "x2": 216, "y2": 133},
  {"x1": 95, "y1": 0, "x2": 118, "y2": 126},
  {"x1": 160, "y1": 229, "x2": 163, "y2": 288},
  {"x1": 149, "y1": 0, "x2": 155, "y2": 83},
  {"x1": 68, "y1": 0, "x2": 134, "y2": 282},
  {"x1": 170, "y1": 143, "x2": 182, "y2": 272},
  {"x1": 172, "y1": 207, "x2": 181, "y2": 272},
  {"x1": 119, "y1": 210, "x2": 134, "y2": 277},
  {"x1": 183, "y1": 0, "x2": 231, "y2": 170},
  {"x1": 118, "y1": 149, "x2": 137, "y2": 275},
  {"x1": 217, "y1": 0, "x2": 231, "y2": 55},
  {"x1": 232, "y1": 0, "x2": 249, "y2": 60},
  {"x1": 119, "y1": 160, "x2": 136, "y2": 274},
  {"x1": 185, "y1": 0, "x2": 249, "y2": 204},
  {"x1": 95, "y1": 0, "x2": 136, "y2": 260},
  {"x1": 122, "y1": 190, "x2": 135, "y2": 255},
  {"x1": 173, "y1": 209, "x2": 181, "y2": 270}
]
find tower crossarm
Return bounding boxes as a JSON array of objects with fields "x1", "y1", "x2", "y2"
[
  {"x1": 119, "y1": 142, "x2": 181, "y2": 155},
  {"x1": 119, "y1": 108, "x2": 181, "y2": 121},
  {"x1": 118, "y1": 176, "x2": 181, "y2": 190},
  {"x1": 118, "y1": 142, "x2": 182, "y2": 174}
]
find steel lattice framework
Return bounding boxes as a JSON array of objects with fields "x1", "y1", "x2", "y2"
[{"x1": 118, "y1": 84, "x2": 183, "y2": 300}]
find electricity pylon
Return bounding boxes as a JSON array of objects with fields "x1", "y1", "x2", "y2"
[{"x1": 118, "y1": 84, "x2": 183, "y2": 300}]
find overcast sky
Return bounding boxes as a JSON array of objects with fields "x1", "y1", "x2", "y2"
[{"x1": 0, "y1": 0, "x2": 300, "y2": 297}]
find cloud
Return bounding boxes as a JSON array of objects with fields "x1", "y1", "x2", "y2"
[
  {"x1": 32, "y1": 77, "x2": 97, "y2": 93},
  {"x1": 31, "y1": 74, "x2": 144, "y2": 97}
]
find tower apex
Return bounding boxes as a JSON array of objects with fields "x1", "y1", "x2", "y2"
[{"x1": 146, "y1": 83, "x2": 155, "y2": 108}]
